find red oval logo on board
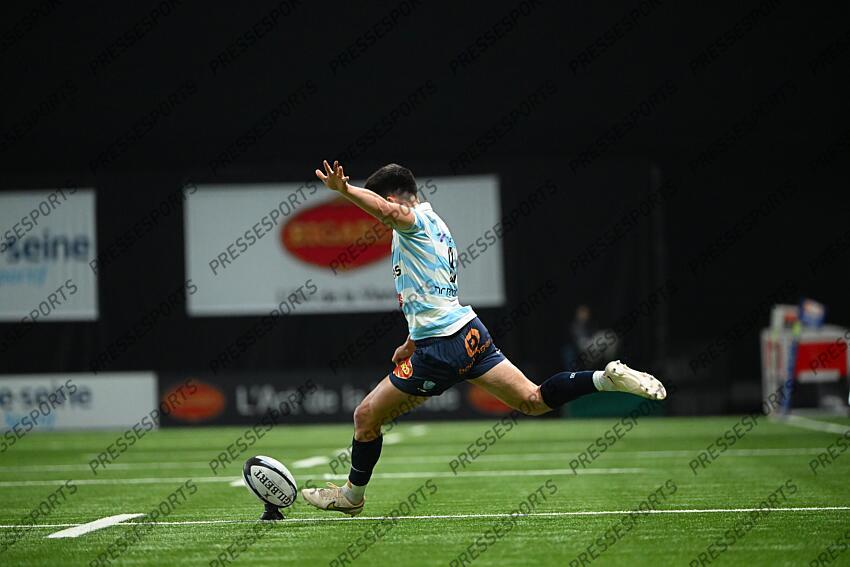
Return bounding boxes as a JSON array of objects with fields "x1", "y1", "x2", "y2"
[
  {"x1": 467, "y1": 383, "x2": 513, "y2": 414},
  {"x1": 281, "y1": 197, "x2": 392, "y2": 271},
  {"x1": 165, "y1": 380, "x2": 226, "y2": 423}
]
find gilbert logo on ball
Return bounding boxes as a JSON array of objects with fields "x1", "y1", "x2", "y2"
[{"x1": 242, "y1": 456, "x2": 298, "y2": 508}]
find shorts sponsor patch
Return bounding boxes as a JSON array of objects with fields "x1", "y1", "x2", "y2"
[
  {"x1": 393, "y1": 357, "x2": 413, "y2": 379},
  {"x1": 464, "y1": 328, "x2": 481, "y2": 357}
]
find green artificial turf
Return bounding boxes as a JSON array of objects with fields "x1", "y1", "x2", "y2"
[{"x1": 1, "y1": 416, "x2": 848, "y2": 566}]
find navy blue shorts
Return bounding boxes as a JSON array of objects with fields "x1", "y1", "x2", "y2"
[{"x1": 389, "y1": 317, "x2": 506, "y2": 397}]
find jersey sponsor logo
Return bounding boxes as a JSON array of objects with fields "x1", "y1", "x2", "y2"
[
  {"x1": 393, "y1": 357, "x2": 413, "y2": 379},
  {"x1": 281, "y1": 197, "x2": 391, "y2": 270},
  {"x1": 461, "y1": 327, "x2": 492, "y2": 371}
]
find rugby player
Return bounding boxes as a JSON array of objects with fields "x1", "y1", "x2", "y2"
[{"x1": 302, "y1": 160, "x2": 666, "y2": 516}]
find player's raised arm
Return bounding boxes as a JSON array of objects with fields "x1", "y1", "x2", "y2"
[{"x1": 315, "y1": 160, "x2": 415, "y2": 230}]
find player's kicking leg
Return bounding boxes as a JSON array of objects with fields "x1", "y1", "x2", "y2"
[
  {"x1": 303, "y1": 316, "x2": 665, "y2": 516},
  {"x1": 301, "y1": 376, "x2": 427, "y2": 516},
  {"x1": 469, "y1": 358, "x2": 666, "y2": 416}
]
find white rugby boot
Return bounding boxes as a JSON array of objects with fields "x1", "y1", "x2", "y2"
[
  {"x1": 302, "y1": 482, "x2": 365, "y2": 516},
  {"x1": 602, "y1": 360, "x2": 667, "y2": 400}
]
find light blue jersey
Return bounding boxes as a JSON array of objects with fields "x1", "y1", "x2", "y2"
[{"x1": 392, "y1": 202, "x2": 476, "y2": 340}]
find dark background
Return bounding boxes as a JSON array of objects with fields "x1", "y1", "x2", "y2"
[{"x1": 1, "y1": 1, "x2": 848, "y2": 415}]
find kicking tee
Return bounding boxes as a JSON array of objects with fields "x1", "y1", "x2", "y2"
[{"x1": 392, "y1": 202, "x2": 476, "y2": 340}]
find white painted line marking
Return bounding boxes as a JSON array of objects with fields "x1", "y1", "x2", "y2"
[
  {"x1": 0, "y1": 467, "x2": 643, "y2": 488},
  {"x1": 0, "y1": 447, "x2": 830, "y2": 473},
  {"x1": 97, "y1": 506, "x2": 850, "y2": 526},
  {"x1": 230, "y1": 478, "x2": 245, "y2": 487},
  {"x1": 46, "y1": 514, "x2": 144, "y2": 538},
  {"x1": 4, "y1": 506, "x2": 848, "y2": 532},
  {"x1": 609, "y1": 447, "x2": 828, "y2": 458},
  {"x1": 0, "y1": 462, "x2": 205, "y2": 473},
  {"x1": 0, "y1": 523, "x2": 79, "y2": 529},
  {"x1": 309, "y1": 447, "x2": 826, "y2": 465},
  {"x1": 258, "y1": 506, "x2": 850, "y2": 522},
  {"x1": 322, "y1": 468, "x2": 644, "y2": 480},
  {"x1": 779, "y1": 415, "x2": 850, "y2": 435},
  {"x1": 291, "y1": 456, "x2": 331, "y2": 468},
  {"x1": 383, "y1": 432, "x2": 403, "y2": 445},
  {"x1": 283, "y1": 431, "x2": 407, "y2": 478},
  {"x1": 409, "y1": 425, "x2": 429, "y2": 436},
  {"x1": 0, "y1": 477, "x2": 241, "y2": 488}
]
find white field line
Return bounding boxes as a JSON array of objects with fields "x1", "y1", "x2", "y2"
[
  {"x1": 383, "y1": 432, "x2": 403, "y2": 445},
  {"x1": 0, "y1": 468, "x2": 644, "y2": 488},
  {"x1": 290, "y1": 456, "x2": 331, "y2": 468},
  {"x1": 0, "y1": 476, "x2": 241, "y2": 488},
  {"x1": 0, "y1": 523, "x2": 80, "y2": 529},
  {"x1": 2, "y1": 447, "x2": 829, "y2": 474},
  {"x1": 79, "y1": 447, "x2": 356, "y2": 458},
  {"x1": 779, "y1": 415, "x2": 850, "y2": 435},
  {"x1": 308, "y1": 447, "x2": 827, "y2": 465},
  {"x1": 231, "y1": 467, "x2": 644, "y2": 487},
  {"x1": 248, "y1": 428, "x2": 407, "y2": 485},
  {"x1": 46, "y1": 514, "x2": 145, "y2": 538},
  {"x1": 0, "y1": 462, "x2": 202, "y2": 473},
  {"x1": 600, "y1": 448, "x2": 829, "y2": 458},
  {"x1": 409, "y1": 425, "x2": 429, "y2": 436},
  {"x1": 321, "y1": 468, "x2": 644, "y2": 480},
  {"x1": 135, "y1": 506, "x2": 850, "y2": 523},
  {"x1": 283, "y1": 430, "x2": 402, "y2": 476},
  {"x1": 2, "y1": 506, "x2": 849, "y2": 533}
]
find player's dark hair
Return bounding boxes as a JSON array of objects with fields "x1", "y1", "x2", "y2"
[{"x1": 364, "y1": 163, "x2": 418, "y2": 200}]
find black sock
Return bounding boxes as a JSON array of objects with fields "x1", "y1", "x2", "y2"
[
  {"x1": 348, "y1": 435, "x2": 383, "y2": 486},
  {"x1": 539, "y1": 371, "x2": 598, "y2": 409}
]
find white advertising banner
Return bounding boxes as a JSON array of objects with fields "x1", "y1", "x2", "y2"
[
  {"x1": 0, "y1": 373, "x2": 157, "y2": 435},
  {"x1": 0, "y1": 188, "x2": 98, "y2": 321},
  {"x1": 185, "y1": 175, "x2": 505, "y2": 316}
]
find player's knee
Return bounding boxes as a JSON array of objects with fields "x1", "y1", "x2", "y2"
[
  {"x1": 353, "y1": 401, "x2": 379, "y2": 441},
  {"x1": 517, "y1": 386, "x2": 549, "y2": 416}
]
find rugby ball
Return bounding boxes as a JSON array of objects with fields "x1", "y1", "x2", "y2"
[{"x1": 242, "y1": 455, "x2": 298, "y2": 508}]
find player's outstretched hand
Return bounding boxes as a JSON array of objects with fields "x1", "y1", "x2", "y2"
[
  {"x1": 392, "y1": 338, "x2": 416, "y2": 365},
  {"x1": 315, "y1": 160, "x2": 350, "y2": 193}
]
